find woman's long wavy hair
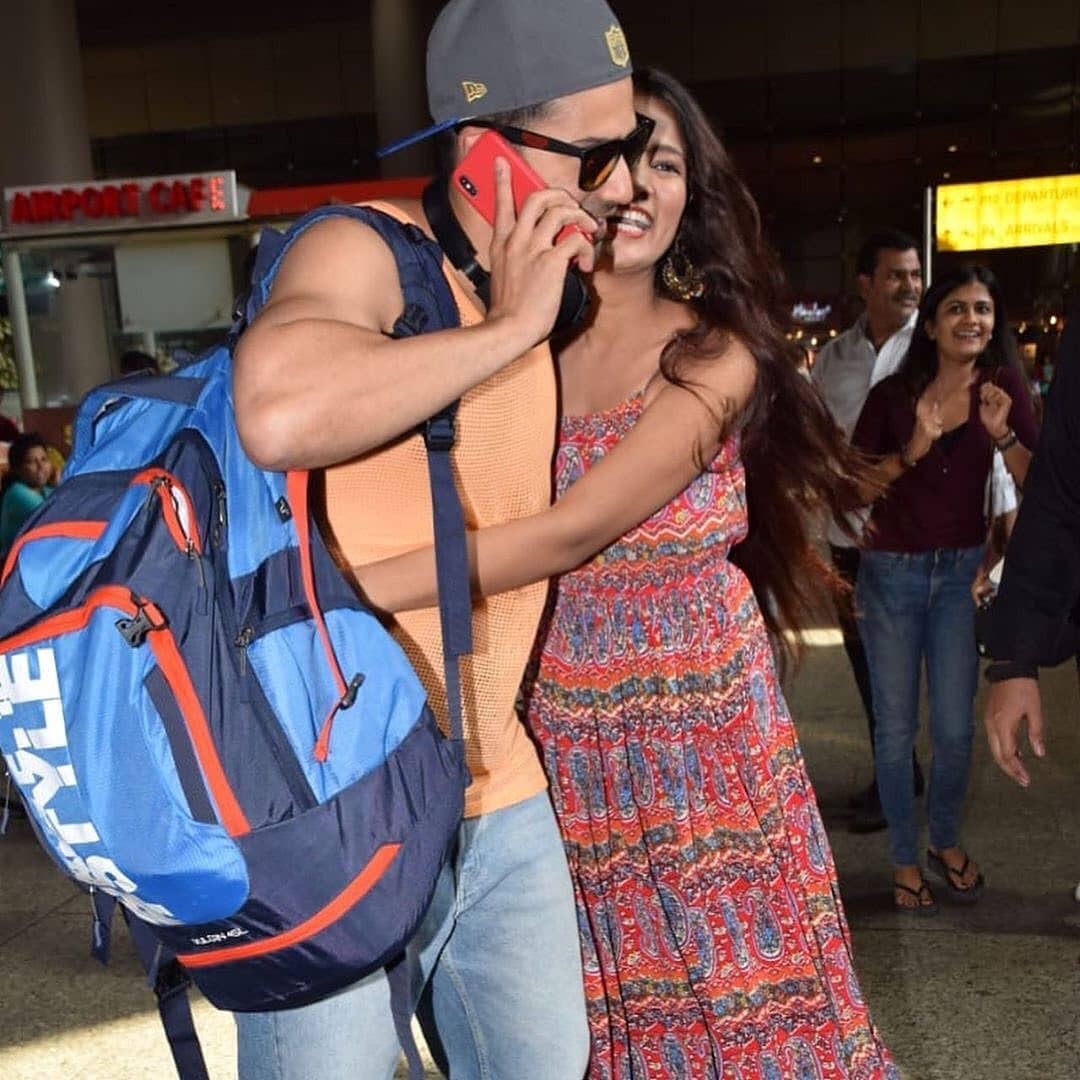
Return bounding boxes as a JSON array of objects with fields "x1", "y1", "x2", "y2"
[
  {"x1": 898, "y1": 263, "x2": 1018, "y2": 399},
  {"x1": 632, "y1": 68, "x2": 872, "y2": 656}
]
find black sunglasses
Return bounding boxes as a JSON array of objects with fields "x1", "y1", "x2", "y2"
[{"x1": 470, "y1": 113, "x2": 656, "y2": 192}]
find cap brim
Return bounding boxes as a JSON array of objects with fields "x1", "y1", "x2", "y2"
[{"x1": 376, "y1": 118, "x2": 461, "y2": 159}]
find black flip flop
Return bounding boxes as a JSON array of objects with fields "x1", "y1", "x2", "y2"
[
  {"x1": 893, "y1": 878, "x2": 938, "y2": 916},
  {"x1": 927, "y1": 849, "x2": 985, "y2": 903}
]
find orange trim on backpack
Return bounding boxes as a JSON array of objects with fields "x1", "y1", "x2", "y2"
[
  {"x1": 132, "y1": 468, "x2": 203, "y2": 554},
  {"x1": 0, "y1": 585, "x2": 249, "y2": 837},
  {"x1": 146, "y1": 626, "x2": 249, "y2": 837},
  {"x1": 285, "y1": 471, "x2": 348, "y2": 762},
  {"x1": 176, "y1": 842, "x2": 402, "y2": 968},
  {"x1": 1, "y1": 521, "x2": 108, "y2": 587}
]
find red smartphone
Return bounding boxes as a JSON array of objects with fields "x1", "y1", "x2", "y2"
[{"x1": 451, "y1": 129, "x2": 588, "y2": 247}]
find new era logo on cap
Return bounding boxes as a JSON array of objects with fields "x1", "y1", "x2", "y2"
[{"x1": 462, "y1": 81, "x2": 489, "y2": 104}]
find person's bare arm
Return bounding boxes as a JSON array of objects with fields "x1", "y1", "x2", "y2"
[
  {"x1": 998, "y1": 440, "x2": 1032, "y2": 488},
  {"x1": 233, "y1": 165, "x2": 598, "y2": 470},
  {"x1": 979, "y1": 378, "x2": 1033, "y2": 488},
  {"x1": 356, "y1": 341, "x2": 758, "y2": 612}
]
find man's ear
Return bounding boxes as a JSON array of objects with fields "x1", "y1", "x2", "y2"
[
  {"x1": 455, "y1": 125, "x2": 486, "y2": 160},
  {"x1": 856, "y1": 273, "x2": 872, "y2": 304}
]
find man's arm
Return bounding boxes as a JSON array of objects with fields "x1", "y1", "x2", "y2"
[
  {"x1": 233, "y1": 172, "x2": 597, "y2": 471},
  {"x1": 982, "y1": 306, "x2": 1080, "y2": 786},
  {"x1": 984, "y1": 312, "x2": 1080, "y2": 668},
  {"x1": 356, "y1": 342, "x2": 758, "y2": 612}
]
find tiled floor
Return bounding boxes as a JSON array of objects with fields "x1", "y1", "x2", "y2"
[{"x1": 2, "y1": 635, "x2": 1077, "y2": 1079}]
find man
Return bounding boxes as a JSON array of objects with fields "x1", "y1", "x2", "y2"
[
  {"x1": 812, "y1": 230, "x2": 926, "y2": 832},
  {"x1": 983, "y1": 300, "x2": 1080, "y2": 788},
  {"x1": 231, "y1": 1, "x2": 641, "y2": 1076}
]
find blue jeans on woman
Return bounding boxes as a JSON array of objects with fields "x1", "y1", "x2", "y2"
[
  {"x1": 235, "y1": 790, "x2": 590, "y2": 1079},
  {"x1": 856, "y1": 546, "x2": 983, "y2": 867}
]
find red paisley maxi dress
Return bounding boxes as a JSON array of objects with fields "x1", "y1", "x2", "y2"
[{"x1": 523, "y1": 395, "x2": 898, "y2": 1080}]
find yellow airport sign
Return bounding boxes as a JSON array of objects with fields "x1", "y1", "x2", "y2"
[{"x1": 936, "y1": 173, "x2": 1080, "y2": 252}]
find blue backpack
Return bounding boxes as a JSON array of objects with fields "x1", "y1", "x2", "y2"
[{"x1": 0, "y1": 205, "x2": 472, "y2": 1078}]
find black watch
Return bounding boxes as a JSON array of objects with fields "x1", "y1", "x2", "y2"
[{"x1": 994, "y1": 429, "x2": 1018, "y2": 453}]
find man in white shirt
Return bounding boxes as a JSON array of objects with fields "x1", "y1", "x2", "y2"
[{"x1": 812, "y1": 230, "x2": 925, "y2": 832}]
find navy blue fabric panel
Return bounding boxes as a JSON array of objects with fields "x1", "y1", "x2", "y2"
[
  {"x1": 192, "y1": 596, "x2": 317, "y2": 826},
  {"x1": 231, "y1": 547, "x2": 307, "y2": 629},
  {"x1": 160, "y1": 710, "x2": 467, "y2": 1012},
  {"x1": 86, "y1": 373, "x2": 207, "y2": 406},
  {"x1": 309, "y1": 526, "x2": 373, "y2": 613},
  {"x1": 231, "y1": 543, "x2": 365, "y2": 636},
  {"x1": 145, "y1": 668, "x2": 217, "y2": 824},
  {"x1": 23, "y1": 467, "x2": 140, "y2": 513},
  {"x1": 0, "y1": 570, "x2": 47, "y2": 638},
  {"x1": 72, "y1": 376, "x2": 206, "y2": 453}
]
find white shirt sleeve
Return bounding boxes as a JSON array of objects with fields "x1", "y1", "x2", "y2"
[{"x1": 988, "y1": 449, "x2": 1019, "y2": 518}]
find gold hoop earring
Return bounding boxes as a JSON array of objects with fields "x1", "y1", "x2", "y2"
[{"x1": 661, "y1": 244, "x2": 705, "y2": 301}]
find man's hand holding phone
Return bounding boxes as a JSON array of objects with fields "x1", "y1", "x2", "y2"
[
  {"x1": 487, "y1": 160, "x2": 597, "y2": 348},
  {"x1": 454, "y1": 132, "x2": 598, "y2": 351}
]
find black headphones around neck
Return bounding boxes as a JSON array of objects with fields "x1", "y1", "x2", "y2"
[{"x1": 421, "y1": 180, "x2": 590, "y2": 336}]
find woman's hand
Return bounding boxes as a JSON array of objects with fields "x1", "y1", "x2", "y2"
[
  {"x1": 971, "y1": 563, "x2": 995, "y2": 607},
  {"x1": 978, "y1": 382, "x2": 1013, "y2": 442},
  {"x1": 906, "y1": 393, "x2": 944, "y2": 463}
]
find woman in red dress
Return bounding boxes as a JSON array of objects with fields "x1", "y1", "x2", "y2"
[{"x1": 361, "y1": 68, "x2": 897, "y2": 1080}]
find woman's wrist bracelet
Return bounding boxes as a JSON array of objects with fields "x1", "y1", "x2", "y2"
[{"x1": 994, "y1": 429, "x2": 1018, "y2": 453}]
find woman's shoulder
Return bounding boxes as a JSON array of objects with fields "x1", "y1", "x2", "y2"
[
  {"x1": 2, "y1": 481, "x2": 37, "y2": 507},
  {"x1": 985, "y1": 363, "x2": 1027, "y2": 392}
]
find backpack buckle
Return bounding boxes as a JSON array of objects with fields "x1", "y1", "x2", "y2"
[
  {"x1": 115, "y1": 599, "x2": 168, "y2": 648},
  {"x1": 392, "y1": 302, "x2": 428, "y2": 339},
  {"x1": 423, "y1": 413, "x2": 456, "y2": 452}
]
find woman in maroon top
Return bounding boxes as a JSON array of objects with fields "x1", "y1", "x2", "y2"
[{"x1": 852, "y1": 264, "x2": 1037, "y2": 914}]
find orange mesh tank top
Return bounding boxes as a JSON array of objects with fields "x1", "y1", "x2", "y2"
[{"x1": 321, "y1": 201, "x2": 554, "y2": 817}]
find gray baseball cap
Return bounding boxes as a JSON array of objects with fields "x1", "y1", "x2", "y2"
[{"x1": 377, "y1": 0, "x2": 633, "y2": 158}]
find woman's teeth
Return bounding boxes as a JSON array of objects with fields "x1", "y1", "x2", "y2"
[{"x1": 609, "y1": 211, "x2": 652, "y2": 233}]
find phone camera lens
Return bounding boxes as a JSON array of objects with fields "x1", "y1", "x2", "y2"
[{"x1": 458, "y1": 175, "x2": 477, "y2": 196}]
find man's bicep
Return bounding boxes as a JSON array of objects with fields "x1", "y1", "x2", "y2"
[{"x1": 249, "y1": 217, "x2": 403, "y2": 336}]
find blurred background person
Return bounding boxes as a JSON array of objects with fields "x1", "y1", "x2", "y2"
[
  {"x1": 812, "y1": 229, "x2": 926, "y2": 832},
  {"x1": 0, "y1": 432, "x2": 55, "y2": 555},
  {"x1": 852, "y1": 264, "x2": 1037, "y2": 913},
  {"x1": 118, "y1": 349, "x2": 159, "y2": 377}
]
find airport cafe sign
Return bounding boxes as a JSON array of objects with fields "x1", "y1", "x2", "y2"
[
  {"x1": 1, "y1": 170, "x2": 242, "y2": 237},
  {"x1": 936, "y1": 172, "x2": 1080, "y2": 252}
]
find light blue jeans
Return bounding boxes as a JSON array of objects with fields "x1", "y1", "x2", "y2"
[
  {"x1": 856, "y1": 546, "x2": 983, "y2": 867},
  {"x1": 235, "y1": 791, "x2": 589, "y2": 1079}
]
